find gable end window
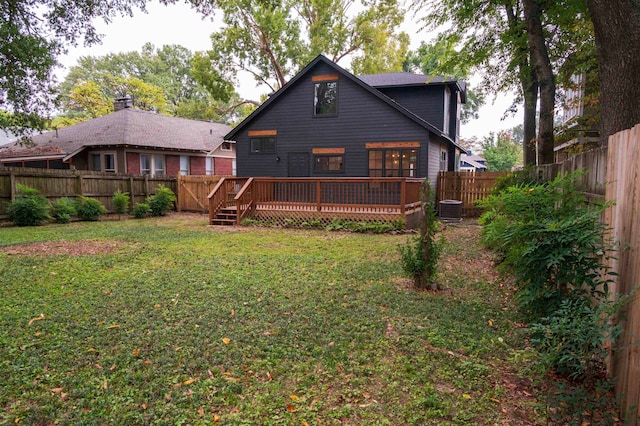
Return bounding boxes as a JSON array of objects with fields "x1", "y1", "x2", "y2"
[
  {"x1": 250, "y1": 137, "x2": 276, "y2": 154},
  {"x1": 314, "y1": 80, "x2": 338, "y2": 116}
]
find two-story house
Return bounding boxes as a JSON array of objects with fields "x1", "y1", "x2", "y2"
[{"x1": 225, "y1": 55, "x2": 466, "y2": 186}]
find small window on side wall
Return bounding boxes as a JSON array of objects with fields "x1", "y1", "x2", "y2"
[
  {"x1": 250, "y1": 137, "x2": 276, "y2": 154},
  {"x1": 314, "y1": 81, "x2": 337, "y2": 116},
  {"x1": 314, "y1": 155, "x2": 344, "y2": 173}
]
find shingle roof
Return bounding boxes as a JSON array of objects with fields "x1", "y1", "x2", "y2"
[
  {"x1": 358, "y1": 72, "x2": 451, "y2": 87},
  {"x1": 0, "y1": 109, "x2": 232, "y2": 159}
]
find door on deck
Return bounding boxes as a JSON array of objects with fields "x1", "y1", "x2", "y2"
[{"x1": 288, "y1": 152, "x2": 309, "y2": 177}]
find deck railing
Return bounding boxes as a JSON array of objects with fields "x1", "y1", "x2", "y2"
[
  {"x1": 207, "y1": 177, "x2": 250, "y2": 224},
  {"x1": 209, "y1": 177, "x2": 424, "y2": 226}
]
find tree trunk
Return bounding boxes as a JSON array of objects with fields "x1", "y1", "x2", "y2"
[
  {"x1": 504, "y1": 2, "x2": 538, "y2": 166},
  {"x1": 523, "y1": 0, "x2": 555, "y2": 165},
  {"x1": 522, "y1": 67, "x2": 539, "y2": 166},
  {"x1": 588, "y1": 0, "x2": 640, "y2": 140}
]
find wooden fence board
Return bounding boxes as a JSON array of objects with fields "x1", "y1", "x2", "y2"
[
  {"x1": 604, "y1": 123, "x2": 640, "y2": 424},
  {"x1": 176, "y1": 175, "x2": 229, "y2": 213},
  {"x1": 0, "y1": 167, "x2": 176, "y2": 216},
  {"x1": 437, "y1": 171, "x2": 508, "y2": 217}
]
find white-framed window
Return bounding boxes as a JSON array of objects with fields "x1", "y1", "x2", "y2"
[
  {"x1": 140, "y1": 154, "x2": 165, "y2": 176},
  {"x1": 221, "y1": 142, "x2": 232, "y2": 151},
  {"x1": 443, "y1": 86, "x2": 451, "y2": 134},
  {"x1": 206, "y1": 157, "x2": 215, "y2": 176},
  {"x1": 439, "y1": 148, "x2": 448, "y2": 172},
  {"x1": 232, "y1": 159, "x2": 236, "y2": 176},
  {"x1": 180, "y1": 156, "x2": 190, "y2": 176},
  {"x1": 90, "y1": 152, "x2": 117, "y2": 173}
]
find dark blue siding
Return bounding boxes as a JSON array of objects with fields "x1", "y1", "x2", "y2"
[{"x1": 236, "y1": 62, "x2": 433, "y2": 178}]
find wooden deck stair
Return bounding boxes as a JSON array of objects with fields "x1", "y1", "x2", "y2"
[{"x1": 211, "y1": 206, "x2": 237, "y2": 226}]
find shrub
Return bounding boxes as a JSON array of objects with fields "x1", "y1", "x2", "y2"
[
  {"x1": 75, "y1": 196, "x2": 107, "y2": 221},
  {"x1": 7, "y1": 184, "x2": 51, "y2": 226},
  {"x1": 398, "y1": 181, "x2": 442, "y2": 290},
  {"x1": 132, "y1": 203, "x2": 151, "y2": 219},
  {"x1": 51, "y1": 197, "x2": 76, "y2": 224},
  {"x1": 146, "y1": 185, "x2": 176, "y2": 216},
  {"x1": 112, "y1": 190, "x2": 130, "y2": 218}
]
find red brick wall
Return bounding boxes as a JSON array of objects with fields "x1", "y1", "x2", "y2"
[
  {"x1": 215, "y1": 157, "x2": 233, "y2": 175},
  {"x1": 126, "y1": 152, "x2": 140, "y2": 174},
  {"x1": 190, "y1": 156, "x2": 206, "y2": 175},
  {"x1": 166, "y1": 155, "x2": 181, "y2": 176}
]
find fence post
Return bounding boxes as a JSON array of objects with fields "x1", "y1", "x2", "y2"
[
  {"x1": 316, "y1": 180, "x2": 322, "y2": 211},
  {"x1": 9, "y1": 172, "x2": 16, "y2": 201},
  {"x1": 129, "y1": 176, "x2": 135, "y2": 209},
  {"x1": 176, "y1": 175, "x2": 182, "y2": 212},
  {"x1": 76, "y1": 174, "x2": 84, "y2": 196},
  {"x1": 400, "y1": 178, "x2": 406, "y2": 214}
]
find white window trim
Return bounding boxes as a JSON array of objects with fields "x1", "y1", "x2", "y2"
[
  {"x1": 220, "y1": 142, "x2": 233, "y2": 151},
  {"x1": 179, "y1": 155, "x2": 190, "y2": 176},
  {"x1": 140, "y1": 153, "x2": 166, "y2": 176}
]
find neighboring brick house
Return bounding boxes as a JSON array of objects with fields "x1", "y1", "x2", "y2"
[{"x1": 0, "y1": 100, "x2": 235, "y2": 176}]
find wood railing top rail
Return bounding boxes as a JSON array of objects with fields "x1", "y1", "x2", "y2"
[
  {"x1": 206, "y1": 177, "x2": 228, "y2": 200},
  {"x1": 233, "y1": 177, "x2": 255, "y2": 201}
]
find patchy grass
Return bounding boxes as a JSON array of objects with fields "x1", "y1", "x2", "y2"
[{"x1": 0, "y1": 215, "x2": 540, "y2": 425}]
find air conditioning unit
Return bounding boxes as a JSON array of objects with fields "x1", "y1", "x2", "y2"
[{"x1": 439, "y1": 199, "x2": 462, "y2": 221}]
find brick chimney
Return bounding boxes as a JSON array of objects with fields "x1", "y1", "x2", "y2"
[{"x1": 114, "y1": 96, "x2": 133, "y2": 111}]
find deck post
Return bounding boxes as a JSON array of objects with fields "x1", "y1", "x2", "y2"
[
  {"x1": 316, "y1": 180, "x2": 322, "y2": 211},
  {"x1": 400, "y1": 178, "x2": 406, "y2": 214}
]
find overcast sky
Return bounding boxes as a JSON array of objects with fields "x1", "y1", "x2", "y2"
[{"x1": 58, "y1": 0, "x2": 520, "y2": 141}]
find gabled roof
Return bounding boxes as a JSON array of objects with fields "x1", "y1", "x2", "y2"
[
  {"x1": 460, "y1": 153, "x2": 487, "y2": 170},
  {"x1": 358, "y1": 72, "x2": 467, "y2": 103},
  {"x1": 0, "y1": 109, "x2": 232, "y2": 160},
  {"x1": 225, "y1": 55, "x2": 465, "y2": 151}
]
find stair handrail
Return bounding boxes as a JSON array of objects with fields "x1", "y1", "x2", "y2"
[
  {"x1": 233, "y1": 177, "x2": 254, "y2": 225},
  {"x1": 207, "y1": 177, "x2": 228, "y2": 224}
]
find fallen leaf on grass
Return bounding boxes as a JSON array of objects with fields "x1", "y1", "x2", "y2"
[
  {"x1": 183, "y1": 378, "x2": 197, "y2": 385},
  {"x1": 231, "y1": 309, "x2": 235, "y2": 317},
  {"x1": 463, "y1": 394, "x2": 472, "y2": 399},
  {"x1": 51, "y1": 387, "x2": 63, "y2": 393},
  {"x1": 141, "y1": 403, "x2": 147, "y2": 410},
  {"x1": 490, "y1": 398, "x2": 501, "y2": 403},
  {"x1": 213, "y1": 414, "x2": 220, "y2": 423},
  {"x1": 286, "y1": 404, "x2": 296, "y2": 412},
  {"x1": 289, "y1": 394, "x2": 299, "y2": 401},
  {"x1": 165, "y1": 393, "x2": 172, "y2": 401},
  {"x1": 133, "y1": 348, "x2": 139, "y2": 357},
  {"x1": 107, "y1": 324, "x2": 119, "y2": 329},
  {"x1": 197, "y1": 407, "x2": 204, "y2": 416},
  {"x1": 222, "y1": 337, "x2": 231, "y2": 345},
  {"x1": 28, "y1": 314, "x2": 45, "y2": 326},
  {"x1": 103, "y1": 381, "x2": 108, "y2": 390}
]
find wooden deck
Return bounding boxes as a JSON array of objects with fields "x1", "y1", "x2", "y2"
[{"x1": 207, "y1": 177, "x2": 424, "y2": 228}]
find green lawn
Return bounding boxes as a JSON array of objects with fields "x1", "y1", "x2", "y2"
[{"x1": 0, "y1": 215, "x2": 538, "y2": 425}]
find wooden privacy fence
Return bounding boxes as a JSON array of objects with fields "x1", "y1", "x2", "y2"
[
  {"x1": 436, "y1": 171, "x2": 508, "y2": 217},
  {"x1": 0, "y1": 167, "x2": 176, "y2": 217},
  {"x1": 176, "y1": 175, "x2": 231, "y2": 213},
  {"x1": 603, "y1": 123, "x2": 640, "y2": 424}
]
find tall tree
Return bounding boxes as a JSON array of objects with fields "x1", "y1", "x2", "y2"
[
  {"x1": 0, "y1": 0, "x2": 145, "y2": 136},
  {"x1": 481, "y1": 131, "x2": 523, "y2": 171},
  {"x1": 57, "y1": 44, "x2": 240, "y2": 122},
  {"x1": 415, "y1": 0, "x2": 593, "y2": 165},
  {"x1": 587, "y1": 0, "x2": 640, "y2": 140},
  {"x1": 187, "y1": 0, "x2": 408, "y2": 106}
]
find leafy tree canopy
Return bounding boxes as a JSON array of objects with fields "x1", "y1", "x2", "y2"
[
  {"x1": 184, "y1": 0, "x2": 409, "y2": 106},
  {"x1": 481, "y1": 131, "x2": 523, "y2": 172},
  {"x1": 0, "y1": 0, "x2": 145, "y2": 136},
  {"x1": 56, "y1": 44, "x2": 243, "y2": 124}
]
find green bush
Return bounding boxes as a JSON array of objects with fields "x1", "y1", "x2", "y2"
[
  {"x1": 7, "y1": 184, "x2": 51, "y2": 226},
  {"x1": 112, "y1": 190, "x2": 130, "y2": 217},
  {"x1": 75, "y1": 196, "x2": 107, "y2": 221},
  {"x1": 146, "y1": 185, "x2": 176, "y2": 216},
  {"x1": 398, "y1": 181, "x2": 442, "y2": 290},
  {"x1": 51, "y1": 197, "x2": 76, "y2": 224},
  {"x1": 132, "y1": 203, "x2": 151, "y2": 219},
  {"x1": 529, "y1": 297, "x2": 623, "y2": 380}
]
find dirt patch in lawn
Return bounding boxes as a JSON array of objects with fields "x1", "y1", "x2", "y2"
[{"x1": 0, "y1": 239, "x2": 129, "y2": 257}]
